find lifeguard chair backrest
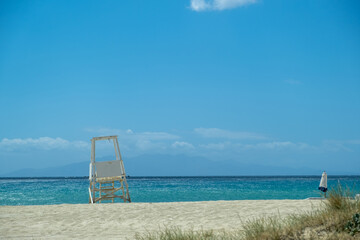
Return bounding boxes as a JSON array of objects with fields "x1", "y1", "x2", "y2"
[{"x1": 95, "y1": 160, "x2": 125, "y2": 178}]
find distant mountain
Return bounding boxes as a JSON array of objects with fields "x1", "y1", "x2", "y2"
[
  {"x1": 125, "y1": 154, "x2": 322, "y2": 176},
  {"x1": 1, "y1": 161, "x2": 89, "y2": 177},
  {"x1": 0, "y1": 154, "x2": 347, "y2": 177}
]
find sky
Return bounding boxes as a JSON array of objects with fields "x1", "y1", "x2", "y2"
[{"x1": 0, "y1": 0, "x2": 359, "y2": 176}]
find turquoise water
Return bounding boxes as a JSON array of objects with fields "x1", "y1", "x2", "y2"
[{"x1": 0, "y1": 176, "x2": 359, "y2": 205}]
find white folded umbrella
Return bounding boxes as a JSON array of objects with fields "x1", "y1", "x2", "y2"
[{"x1": 319, "y1": 171, "x2": 328, "y2": 196}]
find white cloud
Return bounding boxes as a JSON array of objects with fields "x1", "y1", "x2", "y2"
[
  {"x1": 348, "y1": 140, "x2": 360, "y2": 145},
  {"x1": 0, "y1": 137, "x2": 89, "y2": 151},
  {"x1": 135, "y1": 140, "x2": 167, "y2": 151},
  {"x1": 190, "y1": 0, "x2": 211, "y2": 11},
  {"x1": 85, "y1": 128, "x2": 181, "y2": 155},
  {"x1": 190, "y1": 0, "x2": 257, "y2": 11},
  {"x1": 84, "y1": 128, "x2": 360, "y2": 157},
  {"x1": 199, "y1": 138, "x2": 360, "y2": 153},
  {"x1": 321, "y1": 140, "x2": 360, "y2": 152},
  {"x1": 137, "y1": 132, "x2": 179, "y2": 141},
  {"x1": 200, "y1": 142, "x2": 228, "y2": 150},
  {"x1": 200, "y1": 141, "x2": 311, "y2": 151},
  {"x1": 241, "y1": 141, "x2": 310, "y2": 150},
  {"x1": 194, "y1": 128, "x2": 266, "y2": 140},
  {"x1": 86, "y1": 128, "x2": 179, "y2": 141},
  {"x1": 172, "y1": 141, "x2": 195, "y2": 149}
]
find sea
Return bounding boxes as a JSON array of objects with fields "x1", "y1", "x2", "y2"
[{"x1": 0, "y1": 176, "x2": 359, "y2": 205}]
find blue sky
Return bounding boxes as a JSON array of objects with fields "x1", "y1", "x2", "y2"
[{"x1": 0, "y1": 0, "x2": 359, "y2": 176}]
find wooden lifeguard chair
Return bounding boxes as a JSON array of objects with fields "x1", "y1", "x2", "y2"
[{"x1": 88, "y1": 135, "x2": 131, "y2": 203}]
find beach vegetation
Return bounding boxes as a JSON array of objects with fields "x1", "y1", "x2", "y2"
[
  {"x1": 242, "y1": 182, "x2": 360, "y2": 239},
  {"x1": 345, "y1": 213, "x2": 360, "y2": 236},
  {"x1": 134, "y1": 227, "x2": 237, "y2": 240},
  {"x1": 136, "y1": 183, "x2": 360, "y2": 240}
]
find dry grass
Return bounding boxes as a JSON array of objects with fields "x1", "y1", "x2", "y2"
[
  {"x1": 136, "y1": 183, "x2": 360, "y2": 240},
  {"x1": 135, "y1": 227, "x2": 241, "y2": 240},
  {"x1": 242, "y1": 183, "x2": 360, "y2": 239}
]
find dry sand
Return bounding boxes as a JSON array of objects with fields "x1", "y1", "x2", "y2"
[{"x1": 0, "y1": 200, "x2": 322, "y2": 239}]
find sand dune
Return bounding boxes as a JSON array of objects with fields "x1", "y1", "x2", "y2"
[{"x1": 0, "y1": 200, "x2": 322, "y2": 239}]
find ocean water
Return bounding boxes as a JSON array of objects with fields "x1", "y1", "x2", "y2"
[{"x1": 0, "y1": 176, "x2": 359, "y2": 205}]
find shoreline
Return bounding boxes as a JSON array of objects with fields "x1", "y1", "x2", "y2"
[
  {"x1": 0, "y1": 199, "x2": 323, "y2": 239},
  {"x1": 1, "y1": 175, "x2": 359, "y2": 179}
]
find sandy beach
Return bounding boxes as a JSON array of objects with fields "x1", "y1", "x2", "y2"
[{"x1": 0, "y1": 200, "x2": 322, "y2": 239}]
